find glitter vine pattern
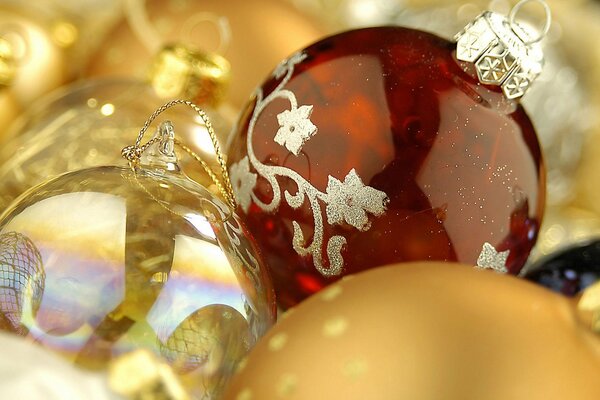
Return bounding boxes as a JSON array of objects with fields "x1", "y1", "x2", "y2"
[{"x1": 229, "y1": 52, "x2": 389, "y2": 277}]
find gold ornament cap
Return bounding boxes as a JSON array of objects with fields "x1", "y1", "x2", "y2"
[
  {"x1": 455, "y1": 0, "x2": 551, "y2": 100},
  {"x1": 148, "y1": 43, "x2": 231, "y2": 107},
  {"x1": 0, "y1": 36, "x2": 16, "y2": 87}
]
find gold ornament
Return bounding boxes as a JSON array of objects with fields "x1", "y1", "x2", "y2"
[
  {"x1": 223, "y1": 262, "x2": 600, "y2": 400},
  {"x1": 0, "y1": 91, "x2": 19, "y2": 137},
  {"x1": 0, "y1": 35, "x2": 16, "y2": 86},
  {"x1": 85, "y1": 0, "x2": 327, "y2": 109},
  {"x1": 0, "y1": 5, "x2": 80, "y2": 142},
  {"x1": 0, "y1": 7, "x2": 69, "y2": 108},
  {"x1": 0, "y1": 102, "x2": 276, "y2": 399},
  {"x1": 149, "y1": 43, "x2": 231, "y2": 108}
]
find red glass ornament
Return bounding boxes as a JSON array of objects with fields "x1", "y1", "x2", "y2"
[{"x1": 228, "y1": 27, "x2": 545, "y2": 308}]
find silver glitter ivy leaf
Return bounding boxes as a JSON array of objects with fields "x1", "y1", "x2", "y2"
[
  {"x1": 476, "y1": 242, "x2": 509, "y2": 273},
  {"x1": 274, "y1": 105, "x2": 317, "y2": 156},
  {"x1": 230, "y1": 51, "x2": 390, "y2": 277},
  {"x1": 229, "y1": 156, "x2": 257, "y2": 213},
  {"x1": 325, "y1": 169, "x2": 388, "y2": 231}
]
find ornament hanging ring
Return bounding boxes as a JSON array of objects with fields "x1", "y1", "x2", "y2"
[
  {"x1": 508, "y1": 0, "x2": 552, "y2": 45},
  {"x1": 122, "y1": 99, "x2": 237, "y2": 209},
  {"x1": 181, "y1": 12, "x2": 232, "y2": 55}
]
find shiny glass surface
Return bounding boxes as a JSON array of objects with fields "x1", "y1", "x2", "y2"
[
  {"x1": 0, "y1": 165, "x2": 275, "y2": 399},
  {"x1": 228, "y1": 27, "x2": 545, "y2": 308},
  {"x1": 0, "y1": 78, "x2": 232, "y2": 210},
  {"x1": 525, "y1": 240, "x2": 600, "y2": 296}
]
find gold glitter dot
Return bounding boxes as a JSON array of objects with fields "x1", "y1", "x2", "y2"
[
  {"x1": 236, "y1": 388, "x2": 253, "y2": 400},
  {"x1": 268, "y1": 332, "x2": 288, "y2": 351},
  {"x1": 341, "y1": 358, "x2": 369, "y2": 379},
  {"x1": 322, "y1": 316, "x2": 348, "y2": 337},
  {"x1": 276, "y1": 373, "x2": 298, "y2": 397},
  {"x1": 321, "y1": 285, "x2": 343, "y2": 301}
]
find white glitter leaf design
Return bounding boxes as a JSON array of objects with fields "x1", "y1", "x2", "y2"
[
  {"x1": 232, "y1": 51, "x2": 389, "y2": 277},
  {"x1": 476, "y1": 242, "x2": 509, "y2": 273},
  {"x1": 325, "y1": 169, "x2": 388, "y2": 231},
  {"x1": 229, "y1": 156, "x2": 257, "y2": 213},
  {"x1": 274, "y1": 105, "x2": 317, "y2": 156}
]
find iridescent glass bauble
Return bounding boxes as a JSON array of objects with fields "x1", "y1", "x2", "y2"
[
  {"x1": 0, "y1": 164, "x2": 275, "y2": 399},
  {"x1": 227, "y1": 27, "x2": 545, "y2": 308}
]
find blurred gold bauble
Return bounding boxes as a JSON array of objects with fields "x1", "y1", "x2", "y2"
[
  {"x1": 85, "y1": 0, "x2": 327, "y2": 109},
  {"x1": 0, "y1": 135, "x2": 276, "y2": 398},
  {"x1": 0, "y1": 8, "x2": 67, "y2": 103},
  {"x1": 0, "y1": 91, "x2": 19, "y2": 133},
  {"x1": 0, "y1": 6, "x2": 70, "y2": 141},
  {"x1": 530, "y1": 205, "x2": 600, "y2": 262},
  {"x1": 224, "y1": 262, "x2": 600, "y2": 400},
  {"x1": 0, "y1": 78, "x2": 233, "y2": 211},
  {"x1": 149, "y1": 43, "x2": 231, "y2": 108}
]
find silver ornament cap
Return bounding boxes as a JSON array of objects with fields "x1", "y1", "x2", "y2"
[{"x1": 455, "y1": 0, "x2": 551, "y2": 100}]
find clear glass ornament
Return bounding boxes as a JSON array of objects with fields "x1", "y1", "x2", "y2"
[
  {"x1": 0, "y1": 122, "x2": 275, "y2": 399},
  {"x1": 0, "y1": 78, "x2": 234, "y2": 210}
]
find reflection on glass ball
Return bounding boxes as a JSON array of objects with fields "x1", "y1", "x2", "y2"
[
  {"x1": 0, "y1": 165, "x2": 275, "y2": 399},
  {"x1": 0, "y1": 78, "x2": 233, "y2": 210},
  {"x1": 293, "y1": 0, "x2": 592, "y2": 207},
  {"x1": 0, "y1": 232, "x2": 45, "y2": 333}
]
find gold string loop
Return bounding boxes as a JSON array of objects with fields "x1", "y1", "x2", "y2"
[{"x1": 122, "y1": 99, "x2": 236, "y2": 209}]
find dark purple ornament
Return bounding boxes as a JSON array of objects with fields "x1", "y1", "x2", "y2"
[{"x1": 524, "y1": 240, "x2": 600, "y2": 296}]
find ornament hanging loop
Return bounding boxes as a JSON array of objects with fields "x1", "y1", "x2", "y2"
[
  {"x1": 508, "y1": 0, "x2": 552, "y2": 45},
  {"x1": 158, "y1": 120, "x2": 176, "y2": 157},
  {"x1": 122, "y1": 99, "x2": 236, "y2": 209},
  {"x1": 125, "y1": 0, "x2": 231, "y2": 56},
  {"x1": 181, "y1": 12, "x2": 232, "y2": 55}
]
